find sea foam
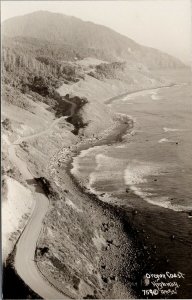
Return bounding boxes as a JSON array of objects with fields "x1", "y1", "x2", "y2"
[
  {"x1": 151, "y1": 91, "x2": 160, "y2": 100},
  {"x1": 124, "y1": 160, "x2": 191, "y2": 212},
  {"x1": 158, "y1": 138, "x2": 169, "y2": 143},
  {"x1": 124, "y1": 160, "x2": 160, "y2": 185},
  {"x1": 163, "y1": 127, "x2": 183, "y2": 132}
]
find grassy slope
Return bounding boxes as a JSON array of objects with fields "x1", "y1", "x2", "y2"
[
  {"x1": 57, "y1": 60, "x2": 165, "y2": 135},
  {"x1": 2, "y1": 36, "x2": 173, "y2": 298}
]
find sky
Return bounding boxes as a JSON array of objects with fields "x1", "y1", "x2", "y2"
[{"x1": 1, "y1": 0, "x2": 192, "y2": 64}]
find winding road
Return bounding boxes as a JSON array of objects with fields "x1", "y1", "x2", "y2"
[
  {"x1": 14, "y1": 115, "x2": 68, "y2": 145},
  {"x1": 8, "y1": 86, "x2": 176, "y2": 299},
  {"x1": 8, "y1": 114, "x2": 73, "y2": 298}
]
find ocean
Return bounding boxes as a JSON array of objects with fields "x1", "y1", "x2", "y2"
[
  {"x1": 71, "y1": 70, "x2": 192, "y2": 298},
  {"x1": 72, "y1": 78, "x2": 192, "y2": 213}
]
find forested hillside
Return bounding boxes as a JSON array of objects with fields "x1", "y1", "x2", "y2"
[
  {"x1": 2, "y1": 38, "x2": 85, "y2": 91},
  {"x1": 2, "y1": 10, "x2": 186, "y2": 114},
  {"x1": 3, "y1": 11, "x2": 185, "y2": 70}
]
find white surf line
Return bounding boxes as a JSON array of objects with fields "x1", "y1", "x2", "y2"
[
  {"x1": 121, "y1": 88, "x2": 158, "y2": 101},
  {"x1": 150, "y1": 91, "x2": 160, "y2": 101},
  {"x1": 163, "y1": 127, "x2": 185, "y2": 133},
  {"x1": 107, "y1": 84, "x2": 176, "y2": 105},
  {"x1": 122, "y1": 84, "x2": 175, "y2": 102},
  {"x1": 158, "y1": 138, "x2": 170, "y2": 143},
  {"x1": 123, "y1": 162, "x2": 191, "y2": 212}
]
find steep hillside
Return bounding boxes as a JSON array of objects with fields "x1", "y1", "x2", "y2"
[
  {"x1": 2, "y1": 34, "x2": 167, "y2": 137},
  {"x1": 2, "y1": 10, "x2": 186, "y2": 299},
  {"x1": 2, "y1": 10, "x2": 185, "y2": 69}
]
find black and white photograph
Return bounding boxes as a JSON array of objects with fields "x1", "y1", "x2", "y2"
[{"x1": 1, "y1": 0, "x2": 192, "y2": 299}]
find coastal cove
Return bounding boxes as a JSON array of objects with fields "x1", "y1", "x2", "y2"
[
  {"x1": 3, "y1": 70, "x2": 191, "y2": 299},
  {"x1": 70, "y1": 78, "x2": 192, "y2": 298},
  {"x1": 2, "y1": 6, "x2": 191, "y2": 298}
]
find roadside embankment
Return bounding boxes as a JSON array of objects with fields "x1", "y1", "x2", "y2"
[{"x1": 35, "y1": 114, "x2": 143, "y2": 299}]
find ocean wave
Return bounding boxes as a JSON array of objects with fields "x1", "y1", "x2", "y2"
[
  {"x1": 72, "y1": 149, "x2": 191, "y2": 212},
  {"x1": 124, "y1": 160, "x2": 191, "y2": 212},
  {"x1": 131, "y1": 186, "x2": 191, "y2": 212},
  {"x1": 151, "y1": 92, "x2": 160, "y2": 100},
  {"x1": 86, "y1": 153, "x2": 125, "y2": 193},
  {"x1": 124, "y1": 160, "x2": 161, "y2": 185},
  {"x1": 158, "y1": 138, "x2": 169, "y2": 143},
  {"x1": 163, "y1": 127, "x2": 184, "y2": 132},
  {"x1": 122, "y1": 88, "x2": 161, "y2": 102}
]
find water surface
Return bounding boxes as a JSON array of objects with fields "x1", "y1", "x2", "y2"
[
  {"x1": 72, "y1": 81, "x2": 192, "y2": 212},
  {"x1": 71, "y1": 71, "x2": 192, "y2": 298}
]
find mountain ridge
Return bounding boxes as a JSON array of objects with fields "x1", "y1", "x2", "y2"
[{"x1": 2, "y1": 10, "x2": 185, "y2": 69}]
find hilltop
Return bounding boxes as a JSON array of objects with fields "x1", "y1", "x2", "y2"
[{"x1": 2, "y1": 10, "x2": 185, "y2": 69}]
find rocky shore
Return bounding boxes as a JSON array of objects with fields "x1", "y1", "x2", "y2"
[{"x1": 34, "y1": 114, "x2": 144, "y2": 299}]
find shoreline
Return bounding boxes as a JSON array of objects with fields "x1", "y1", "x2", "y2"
[
  {"x1": 65, "y1": 85, "x2": 192, "y2": 298},
  {"x1": 66, "y1": 138, "x2": 192, "y2": 298},
  {"x1": 105, "y1": 83, "x2": 176, "y2": 105},
  {"x1": 61, "y1": 115, "x2": 147, "y2": 298},
  {"x1": 4, "y1": 82, "x2": 191, "y2": 299},
  {"x1": 37, "y1": 113, "x2": 145, "y2": 298},
  {"x1": 3, "y1": 88, "x2": 140, "y2": 299}
]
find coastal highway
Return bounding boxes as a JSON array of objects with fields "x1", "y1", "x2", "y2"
[
  {"x1": 8, "y1": 87, "x2": 160, "y2": 298},
  {"x1": 15, "y1": 180, "x2": 66, "y2": 299},
  {"x1": 14, "y1": 97, "x2": 76, "y2": 145},
  {"x1": 8, "y1": 115, "x2": 72, "y2": 298},
  {"x1": 14, "y1": 115, "x2": 67, "y2": 145},
  {"x1": 9, "y1": 86, "x2": 177, "y2": 298}
]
